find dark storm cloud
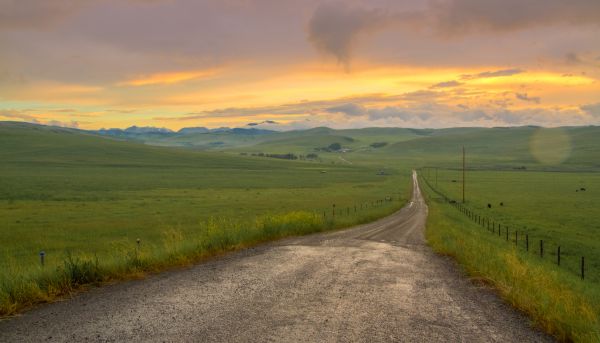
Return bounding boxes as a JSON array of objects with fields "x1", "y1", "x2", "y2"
[
  {"x1": 308, "y1": 3, "x2": 388, "y2": 66},
  {"x1": 307, "y1": 2, "x2": 421, "y2": 67}
]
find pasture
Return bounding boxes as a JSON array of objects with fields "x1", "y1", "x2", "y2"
[
  {"x1": 421, "y1": 175, "x2": 600, "y2": 341},
  {"x1": 424, "y1": 169, "x2": 600, "y2": 283},
  {"x1": 0, "y1": 122, "x2": 410, "y2": 315}
]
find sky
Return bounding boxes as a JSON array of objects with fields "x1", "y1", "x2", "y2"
[{"x1": 1, "y1": 0, "x2": 600, "y2": 130}]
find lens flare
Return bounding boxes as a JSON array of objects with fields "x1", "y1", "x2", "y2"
[{"x1": 530, "y1": 128, "x2": 572, "y2": 165}]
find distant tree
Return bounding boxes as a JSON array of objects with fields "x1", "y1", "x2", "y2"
[
  {"x1": 328, "y1": 143, "x2": 341, "y2": 151},
  {"x1": 370, "y1": 142, "x2": 388, "y2": 148}
]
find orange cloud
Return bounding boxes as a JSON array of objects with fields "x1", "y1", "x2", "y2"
[{"x1": 119, "y1": 69, "x2": 221, "y2": 87}]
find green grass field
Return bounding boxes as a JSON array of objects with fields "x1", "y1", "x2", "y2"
[
  {"x1": 384, "y1": 126, "x2": 600, "y2": 171},
  {"x1": 2, "y1": 121, "x2": 600, "y2": 341},
  {"x1": 422, "y1": 169, "x2": 600, "y2": 283},
  {"x1": 0, "y1": 122, "x2": 410, "y2": 316},
  {"x1": 420, "y1": 175, "x2": 600, "y2": 342}
]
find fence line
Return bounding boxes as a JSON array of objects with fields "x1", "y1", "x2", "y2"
[
  {"x1": 36, "y1": 195, "x2": 403, "y2": 268},
  {"x1": 418, "y1": 169, "x2": 590, "y2": 282}
]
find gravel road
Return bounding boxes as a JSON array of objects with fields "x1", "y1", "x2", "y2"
[{"x1": 0, "y1": 171, "x2": 553, "y2": 342}]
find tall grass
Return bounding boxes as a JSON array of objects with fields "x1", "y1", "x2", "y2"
[
  {"x1": 421, "y1": 177, "x2": 600, "y2": 342},
  {"x1": 0, "y1": 203, "x2": 400, "y2": 317}
]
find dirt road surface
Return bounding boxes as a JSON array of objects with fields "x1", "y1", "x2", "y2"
[{"x1": 0, "y1": 171, "x2": 552, "y2": 342}]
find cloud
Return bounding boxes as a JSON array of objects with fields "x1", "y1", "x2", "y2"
[
  {"x1": 325, "y1": 103, "x2": 366, "y2": 116},
  {"x1": 0, "y1": 109, "x2": 80, "y2": 128},
  {"x1": 159, "y1": 93, "x2": 403, "y2": 121},
  {"x1": 566, "y1": 52, "x2": 583, "y2": 65},
  {"x1": 307, "y1": 3, "x2": 419, "y2": 67},
  {"x1": 46, "y1": 120, "x2": 80, "y2": 128},
  {"x1": 247, "y1": 120, "x2": 278, "y2": 126},
  {"x1": 461, "y1": 68, "x2": 524, "y2": 80},
  {"x1": 401, "y1": 90, "x2": 442, "y2": 101},
  {"x1": 308, "y1": 3, "x2": 386, "y2": 67},
  {"x1": 492, "y1": 110, "x2": 525, "y2": 124},
  {"x1": 455, "y1": 109, "x2": 492, "y2": 121},
  {"x1": 307, "y1": 1, "x2": 600, "y2": 66},
  {"x1": 118, "y1": 69, "x2": 220, "y2": 86},
  {"x1": 515, "y1": 92, "x2": 541, "y2": 104},
  {"x1": 367, "y1": 106, "x2": 412, "y2": 121},
  {"x1": 367, "y1": 105, "x2": 437, "y2": 122},
  {"x1": 0, "y1": 0, "x2": 87, "y2": 30},
  {"x1": 581, "y1": 103, "x2": 600, "y2": 117},
  {"x1": 430, "y1": 80, "x2": 463, "y2": 88},
  {"x1": 430, "y1": 0, "x2": 600, "y2": 35},
  {"x1": 0, "y1": 0, "x2": 169, "y2": 31},
  {"x1": 0, "y1": 109, "x2": 38, "y2": 121}
]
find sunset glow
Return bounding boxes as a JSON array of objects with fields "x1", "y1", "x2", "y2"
[{"x1": 1, "y1": 0, "x2": 599, "y2": 130}]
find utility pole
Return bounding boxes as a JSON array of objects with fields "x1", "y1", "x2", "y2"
[{"x1": 462, "y1": 146, "x2": 465, "y2": 203}]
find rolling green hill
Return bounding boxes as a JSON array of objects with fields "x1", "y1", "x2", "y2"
[
  {"x1": 119, "y1": 126, "x2": 423, "y2": 152},
  {"x1": 383, "y1": 126, "x2": 600, "y2": 171},
  {"x1": 2, "y1": 120, "x2": 600, "y2": 339},
  {"x1": 0, "y1": 121, "x2": 409, "y2": 318}
]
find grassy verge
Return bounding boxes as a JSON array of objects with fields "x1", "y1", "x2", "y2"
[
  {"x1": 420, "y1": 176, "x2": 600, "y2": 342},
  {"x1": 424, "y1": 168, "x2": 600, "y2": 283},
  {"x1": 0, "y1": 200, "x2": 402, "y2": 318}
]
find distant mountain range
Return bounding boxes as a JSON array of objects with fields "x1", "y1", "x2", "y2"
[{"x1": 94, "y1": 125, "x2": 276, "y2": 137}]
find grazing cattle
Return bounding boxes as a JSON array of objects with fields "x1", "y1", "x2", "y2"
[
  {"x1": 488, "y1": 203, "x2": 492, "y2": 208},
  {"x1": 581, "y1": 187, "x2": 586, "y2": 191},
  {"x1": 500, "y1": 202, "x2": 504, "y2": 206}
]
